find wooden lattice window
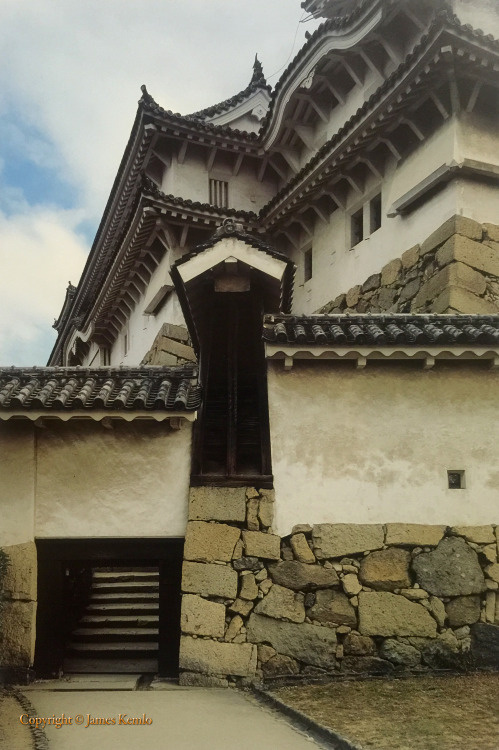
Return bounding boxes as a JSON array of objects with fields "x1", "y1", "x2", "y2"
[{"x1": 209, "y1": 179, "x2": 229, "y2": 208}]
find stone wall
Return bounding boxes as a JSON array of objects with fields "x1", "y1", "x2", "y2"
[
  {"x1": 141, "y1": 322, "x2": 195, "y2": 366},
  {"x1": 179, "y1": 491, "x2": 499, "y2": 685},
  {"x1": 319, "y1": 217, "x2": 499, "y2": 316},
  {"x1": 0, "y1": 542, "x2": 37, "y2": 683}
]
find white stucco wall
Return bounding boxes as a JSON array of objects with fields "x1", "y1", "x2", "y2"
[
  {"x1": 0, "y1": 423, "x2": 35, "y2": 547},
  {"x1": 267, "y1": 361, "x2": 499, "y2": 534},
  {"x1": 34, "y1": 420, "x2": 192, "y2": 538}
]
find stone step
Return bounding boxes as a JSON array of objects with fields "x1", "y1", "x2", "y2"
[
  {"x1": 92, "y1": 571, "x2": 159, "y2": 583},
  {"x1": 67, "y1": 642, "x2": 158, "y2": 657},
  {"x1": 86, "y1": 603, "x2": 159, "y2": 616},
  {"x1": 92, "y1": 566, "x2": 157, "y2": 573},
  {"x1": 81, "y1": 615, "x2": 159, "y2": 628},
  {"x1": 91, "y1": 581, "x2": 159, "y2": 594},
  {"x1": 89, "y1": 592, "x2": 159, "y2": 603},
  {"x1": 72, "y1": 628, "x2": 159, "y2": 642},
  {"x1": 63, "y1": 657, "x2": 158, "y2": 673}
]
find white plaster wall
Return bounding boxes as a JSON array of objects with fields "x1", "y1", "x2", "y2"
[
  {"x1": 35, "y1": 420, "x2": 192, "y2": 538},
  {"x1": 0, "y1": 423, "x2": 35, "y2": 546},
  {"x1": 267, "y1": 361, "x2": 499, "y2": 534}
]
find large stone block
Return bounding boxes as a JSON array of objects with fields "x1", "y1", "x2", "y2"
[
  {"x1": 415, "y1": 263, "x2": 486, "y2": 308},
  {"x1": 0, "y1": 600, "x2": 37, "y2": 667},
  {"x1": 242, "y1": 531, "x2": 280, "y2": 560},
  {"x1": 412, "y1": 537, "x2": 485, "y2": 597},
  {"x1": 308, "y1": 589, "x2": 357, "y2": 628},
  {"x1": 483, "y1": 222, "x2": 499, "y2": 243},
  {"x1": 268, "y1": 560, "x2": 339, "y2": 591},
  {"x1": 451, "y1": 526, "x2": 496, "y2": 544},
  {"x1": 180, "y1": 595, "x2": 226, "y2": 637},
  {"x1": 358, "y1": 592, "x2": 437, "y2": 637},
  {"x1": 470, "y1": 623, "x2": 499, "y2": 668},
  {"x1": 184, "y1": 522, "x2": 240, "y2": 563},
  {"x1": 182, "y1": 562, "x2": 238, "y2": 599},
  {"x1": 188, "y1": 487, "x2": 246, "y2": 522},
  {"x1": 385, "y1": 524, "x2": 445, "y2": 547},
  {"x1": 437, "y1": 234, "x2": 499, "y2": 278},
  {"x1": 179, "y1": 636, "x2": 257, "y2": 677},
  {"x1": 432, "y1": 286, "x2": 498, "y2": 315},
  {"x1": 379, "y1": 639, "x2": 421, "y2": 667},
  {"x1": 381, "y1": 259, "x2": 402, "y2": 286},
  {"x1": 312, "y1": 524, "x2": 384, "y2": 559},
  {"x1": 2, "y1": 542, "x2": 37, "y2": 601},
  {"x1": 420, "y1": 215, "x2": 482, "y2": 256},
  {"x1": 246, "y1": 613, "x2": 336, "y2": 668},
  {"x1": 254, "y1": 584, "x2": 305, "y2": 623},
  {"x1": 445, "y1": 596, "x2": 481, "y2": 627},
  {"x1": 346, "y1": 285, "x2": 361, "y2": 308},
  {"x1": 401, "y1": 244, "x2": 420, "y2": 269},
  {"x1": 179, "y1": 672, "x2": 228, "y2": 688},
  {"x1": 359, "y1": 548, "x2": 411, "y2": 591},
  {"x1": 343, "y1": 633, "x2": 376, "y2": 656},
  {"x1": 290, "y1": 533, "x2": 316, "y2": 564},
  {"x1": 258, "y1": 496, "x2": 274, "y2": 528}
]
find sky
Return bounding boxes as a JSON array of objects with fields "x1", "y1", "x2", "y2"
[{"x1": 0, "y1": 0, "x2": 320, "y2": 366}]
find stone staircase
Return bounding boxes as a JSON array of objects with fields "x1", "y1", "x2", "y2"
[{"x1": 64, "y1": 567, "x2": 160, "y2": 673}]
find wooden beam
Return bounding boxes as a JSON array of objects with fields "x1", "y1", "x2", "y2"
[
  {"x1": 233, "y1": 152, "x2": 244, "y2": 176},
  {"x1": 466, "y1": 80, "x2": 483, "y2": 113},
  {"x1": 180, "y1": 223, "x2": 189, "y2": 249},
  {"x1": 274, "y1": 147, "x2": 300, "y2": 173},
  {"x1": 177, "y1": 140, "x2": 188, "y2": 165},
  {"x1": 206, "y1": 146, "x2": 217, "y2": 171},
  {"x1": 429, "y1": 91, "x2": 450, "y2": 120}
]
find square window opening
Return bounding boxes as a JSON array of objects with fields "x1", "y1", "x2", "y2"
[
  {"x1": 351, "y1": 208, "x2": 364, "y2": 247},
  {"x1": 304, "y1": 248, "x2": 313, "y2": 282},
  {"x1": 448, "y1": 470, "x2": 466, "y2": 489}
]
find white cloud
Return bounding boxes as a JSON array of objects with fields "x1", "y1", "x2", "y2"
[{"x1": 0, "y1": 207, "x2": 88, "y2": 365}]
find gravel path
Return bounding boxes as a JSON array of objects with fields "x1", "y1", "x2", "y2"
[
  {"x1": 272, "y1": 673, "x2": 499, "y2": 750},
  {"x1": 0, "y1": 692, "x2": 34, "y2": 750}
]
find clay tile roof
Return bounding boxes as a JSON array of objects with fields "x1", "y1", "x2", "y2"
[
  {"x1": 263, "y1": 314, "x2": 499, "y2": 347},
  {"x1": 0, "y1": 365, "x2": 201, "y2": 413}
]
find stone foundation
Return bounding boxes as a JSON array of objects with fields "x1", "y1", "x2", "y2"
[
  {"x1": 0, "y1": 542, "x2": 37, "y2": 683},
  {"x1": 319, "y1": 216, "x2": 499, "y2": 315},
  {"x1": 179, "y1": 492, "x2": 499, "y2": 685}
]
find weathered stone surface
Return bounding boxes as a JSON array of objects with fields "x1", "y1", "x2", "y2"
[
  {"x1": 412, "y1": 538, "x2": 485, "y2": 597},
  {"x1": 225, "y1": 615, "x2": 244, "y2": 642},
  {"x1": 483, "y1": 545, "x2": 497, "y2": 564},
  {"x1": 377, "y1": 287, "x2": 399, "y2": 308},
  {"x1": 415, "y1": 262, "x2": 486, "y2": 309},
  {"x1": 308, "y1": 589, "x2": 357, "y2": 628},
  {"x1": 420, "y1": 215, "x2": 482, "y2": 256},
  {"x1": 0, "y1": 600, "x2": 36, "y2": 666},
  {"x1": 233, "y1": 556, "x2": 263, "y2": 571},
  {"x1": 358, "y1": 592, "x2": 437, "y2": 637},
  {"x1": 400, "y1": 588, "x2": 428, "y2": 601},
  {"x1": 362, "y1": 273, "x2": 381, "y2": 293},
  {"x1": 432, "y1": 286, "x2": 498, "y2": 315},
  {"x1": 359, "y1": 548, "x2": 411, "y2": 591},
  {"x1": 239, "y1": 572, "x2": 259, "y2": 600},
  {"x1": 179, "y1": 637, "x2": 257, "y2": 677},
  {"x1": 228, "y1": 599, "x2": 254, "y2": 617},
  {"x1": 401, "y1": 244, "x2": 420, "y2": 269},
  {"x1": 292, "y1": 524, "x2": 312, "y2": 535},
  {"x1": 471, "y1": 623, "x2": 499, "y2": 668},
  {"x1": 485, "y1": 563, "x2": 499, "y2": 584},
  {"x1": 255, "y1": 584, "x2": 305, "y2": 623},
  {"x1": 259, "y1": 579, "x2": 272, "y2": 595},
  {"x1": 421, "y1": 640, "x2": 465, "y2": 670},
  {"x1": 242, "y1": 531, "x2": 280, "y2": 560},
  {"x1": 268, "y1": 560, "x2": 339, "y2": 591},
  {"x1": 2, "y1": 542, "x2": 37, "y2": 600},
  {"x1": 258, "y1": 497, "x2": 274, "y2": 529},
  {"x1": 179, "y1": 672, "x2": 228, "y2": 687},
  {"x1": 451, "y1": 525, "x2": 495, "y2": 544},
  {"x1": 379, "y1": 639, "x2": 421, "y2": 667},
  {"x1": 262, "y1": 654, "x2": 300, "y2": 677},
  {"x1": 258, "y1": 644, "x2": 276, "y2": 663},
  {"x1": 445, "y1": 596, "x2": 481, "y2": 627},
  {"x1": 346, "y1": 285, "x2": 361, "y2": 308},
  {"x1": 182, "y1": 562, "x2": 238, "y2": 599},
  {"x1": 381, "y1": 259, "x2": 402, "y2": 286},
  {"x1": 437, "y1": 234, "x2": 499, "y2": 278},
  {"x1": 246, "y1": 499, "x2": 260, "y2": 531},
  {"x1": 485, "y1": 592, "x2": 496, "y2": 623},
  {"x1": 188, "y1": 487, "x2": 246, "y2": 522},
  {"x1": 313, "y1": 524, "x2": 384, "y2": 559},
  {"x1": 398, "y1": 279, "x2": 420, "y2": 303},
  {"x1": 184, "y1": 522, "x2": 240, "y2": 563},
  {"x1": 385, "y1": 524, "x2": 445, "y2": 547},
  {"x1": 427, "y1": 596, "x2": 446, "y2": 628},
  {"x1": 341, "y1": 656, "x2": 394, "y2": 675},
  {"x1": 483, "y1": 222, "x2": 499, "y2": 243},
  {"x1": 342, "y1": 573, "x2": 362, "y2": 596},
  {"x1": 343, "y1": 633, "x2": 376, "y2": 656},
  {"x1": 180, "y1": 594, "x2": 225, "y2": 637},
  {"x1": 247, "y1": 613, "x2": 337, "y2": 668},
  {"x1": 290, "y1": 533, "x2": 316, "y2": 564}
]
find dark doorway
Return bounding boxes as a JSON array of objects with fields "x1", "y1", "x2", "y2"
[
  {"x1": 34, "y1": 538, "x2": 183, "y2": 678},
  {"x1": 192, "y1": 290, "x2": 272, "y2": 487}
]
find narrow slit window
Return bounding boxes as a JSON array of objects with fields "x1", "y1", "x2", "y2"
[
  {"x1": 351, "y1": 208, "x2": 364, "y2": 247},
  {"x1": 209, "y1": 179, "x2": 229, "y2": 208},
  {"x1": 370, "y1": 193, "x2": 382, "y2": 233},
  {"x1": 304, "y1": 248, "x2": 313, "y2": 282}
]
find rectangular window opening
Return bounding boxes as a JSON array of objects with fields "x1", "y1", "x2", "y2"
[
  {"x1": 304, "y1": 247, "x2": 313, "y2": 282},
  {"x1": 370, "y1": 193, "x2": 382, "y2": 233},
  {"x1": 351, "y1": 208, "x2": 364, "y2": 247},
  {"x1": 448, "y1": 470, "x2": 466, "y2": 489},
  {"x1": 209, "y1": 179, "x2": 229, "y2": 208},
  {"x1": 100, "y1": 347, "x2": 111, "y2": 366}
]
